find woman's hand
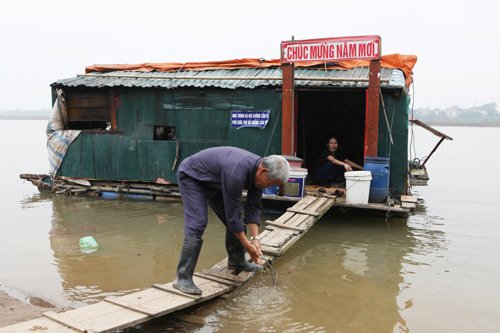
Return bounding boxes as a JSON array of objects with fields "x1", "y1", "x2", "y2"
[{"x1": 344, "y1": 163, "x2": 353, "y2": 172}]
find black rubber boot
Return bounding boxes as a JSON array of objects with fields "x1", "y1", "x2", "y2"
[
  {"x1": 226, "y1": 230, "x2": 261, "y2": 272},
  {"x1": 173, "y1": 235, "x2": 203, "y2": 295}
]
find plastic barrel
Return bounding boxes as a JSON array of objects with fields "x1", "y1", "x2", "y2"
[
  {"x1": 100, "y1": 191, "x2": 153, "y2": 200},
  {"x1": 363, "y1": 156, "x2": 390, "y2": 203}
]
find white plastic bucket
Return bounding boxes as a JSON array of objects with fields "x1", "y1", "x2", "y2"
[
  {"x1": 282, "y1": 168, "x2": 308, "y2": 198},
  {"x1": 344, "y1": 171, "x2": 372, "y2": 205}
]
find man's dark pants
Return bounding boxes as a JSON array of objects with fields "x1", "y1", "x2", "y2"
[{"x1": 177, "y1": 172, "x2": 230, "y2": 239}]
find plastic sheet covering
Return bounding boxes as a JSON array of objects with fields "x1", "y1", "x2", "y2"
[
  {"x1": 85, "y1": 54, "x2": 417, "y2": 88},
  {"x1": 46, "y1": 89, "x2": 81, "y2": 177}
]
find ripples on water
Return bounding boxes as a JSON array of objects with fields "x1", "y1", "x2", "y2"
[{"x1": 2, "y1": 121, "x2": 500, "y2": 332}]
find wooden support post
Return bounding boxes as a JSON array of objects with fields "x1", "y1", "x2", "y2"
[
  {"x1": 364, "y1": 59, "x2": 381, "y2": 158},
  {"x1": 109, "y1": 90, "x2": 119, "y2": 130},
  {"x1": 421, "y1": 137, "x2": 446, "y2": 167},
  {"x1": 281, "y1": 63, "x2": 295, "y2": 155}
]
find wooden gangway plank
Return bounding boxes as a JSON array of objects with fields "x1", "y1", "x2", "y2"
[
  {"x1": 260, "y1": 226, "x2": 297, "y2": 248},
  {"x1": 0, "y1": 194, "x2": 336, "y2": 333},
  {"x1": 286, "y1": 207, "x2": 320, "y2": 216},
  {"x1": 261, "y1": 195, "x2": 336, "y2": 256},
  {"x1": 193, "y1": 272, "x2": 242, "y2": 287},
  {"x1": 400, "y1": 195, "x2": 417, "y2": 203},
  {"x1": 271, "y1": 195, "x2": 317, "y2": 225},
  {"x1": 265, "y1": 219, "x2": 305, "y2": 231},
  {"x1": 43, "y1": 302, "x2": 147, "y2": 333}
]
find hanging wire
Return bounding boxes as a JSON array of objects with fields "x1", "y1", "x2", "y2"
[
  {"x1": 260, "y1": 256, "x2": 279, "y2": 286},
  {"x1": 409, "y1": 78, "x2": 418, "y2": 163},
  {"x1": 379, "y1": 88, "x2": 394, "y2": 146},
  {"x1": 264, "y1": 97, "x2": 282, "y2": 156},
  {"x1": 388, "y1": 103, "x2": 396, "y2": 159},
  {"x1": 170, "y1": 90, "x2": 181, "y2": 171},
  {"x1": 223, "y1": 90, "x2": 236, "y2": 145},
  {"x1": 385, "y1": 206, "x2": 392, "y2": 226}
]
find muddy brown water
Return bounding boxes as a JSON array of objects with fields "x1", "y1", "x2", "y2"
[{"x1": 1, "y1": 120, "x2": 500, "y2": 332}]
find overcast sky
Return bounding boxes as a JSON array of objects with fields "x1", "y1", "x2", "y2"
[{"x1": 1, "y1": 0, "x2": 498, "y2": 110}]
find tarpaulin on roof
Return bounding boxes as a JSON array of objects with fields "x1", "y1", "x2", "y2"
[
  {"x1": 337, "y1": 54, "x2": 417, "y2": 87},
  {"x1": 85, "y1": 58, "x2": 281, "y2": 73},
  {"x1": 85, "y1": 54, "x2": 417, "y2": 88}
]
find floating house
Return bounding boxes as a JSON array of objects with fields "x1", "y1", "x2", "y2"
[
  {"x1": 47, "y1": 54, "x2": 415, "y2": 194},
  {"x1": 23, "y1": 36, "x2": 451, "y2": 213}
]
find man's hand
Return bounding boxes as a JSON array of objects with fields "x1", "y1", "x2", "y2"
[
  {"x1": 245, "y1": 242, "x2": 265, "y2": 265},
  {"x1": 234, "y1": 229, "x2": 265, "y2": 265},
  {"x1": 251, "y1": 238, "x2": 262, "y2": 256}
]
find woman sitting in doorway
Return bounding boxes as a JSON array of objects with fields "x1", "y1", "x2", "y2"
[{"x1": 311, "y1": 136, "x2": 363, "y2": 186}]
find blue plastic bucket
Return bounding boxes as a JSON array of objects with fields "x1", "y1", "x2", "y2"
[
  {"x1": 263, "y1": 185, "x2": 280, "y2": 195},
  {"x1": 363, "y1": 156, "x2": 390, "y2": 203}
]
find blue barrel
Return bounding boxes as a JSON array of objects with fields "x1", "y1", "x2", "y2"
[
  {"x1": 100, "y1": 191, "x2": 153, "y2": 201},
  {"x1": 363, "y1": 156, "x2": 390, "y2": 203}
]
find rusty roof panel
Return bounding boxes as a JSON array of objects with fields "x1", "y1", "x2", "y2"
[{"x1": 53, "y1": 67, "x2": 406, "y2": 90}]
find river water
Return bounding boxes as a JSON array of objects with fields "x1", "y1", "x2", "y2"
[{"x1": 1, "y1": 120, "x2": 499, "y2": 332}]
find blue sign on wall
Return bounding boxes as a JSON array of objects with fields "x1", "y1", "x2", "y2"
[{"x1": 231, "y1": 110, "x2": 270, "y2": 129}]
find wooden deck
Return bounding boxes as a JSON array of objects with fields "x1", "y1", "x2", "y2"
[
  {"x1": 264, "y1": 185, "x2": 413, "y2": 216},
  {"x1": 0, "y1": 194, "x2": 336, "y2": 333},
  {"x1": 19, "y1": 174, "x2": 414, "y2": 216}
]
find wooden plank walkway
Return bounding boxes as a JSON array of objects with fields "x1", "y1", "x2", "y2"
[{"x1": 0, "y1": 194, "x2": 336, "y2": 333}]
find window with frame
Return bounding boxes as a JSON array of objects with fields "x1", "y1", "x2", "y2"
[
  {"x1": 66, "y1": 90, "x2": 114, "y2": 131},
  {"x1": 153, "y1": 125, "x2": 176, "y2": 141}
]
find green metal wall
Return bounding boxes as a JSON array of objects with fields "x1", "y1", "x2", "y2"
[
  {"x1": 161, "y1": 88, "x2": 283, "y2": 159},
  {"x1": 377, "y1": 92, "x2": 410, "y2": 195},
  {"x1": 58, "y1": 85, "x2": 410, "y2": 193},
  {"x1": 59, "y1": 88, "x2": 282, "y2": 182}
]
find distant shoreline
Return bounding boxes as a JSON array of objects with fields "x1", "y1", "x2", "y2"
[
  {"x1": 0, "y1": 116, "x2": 49, "y2": 120},
  {"x1": 414, "y1": 103, "x2": 500, "y2": 127},
  {"x1": 416, "y1": 123, "x2": 500, "y2": 127},
  {"x1": 2, "y1": 102, "x2": 500, "y2": 127},
  {"x1": 0, "y1": 110, "x2": 50, "y2": 121}
]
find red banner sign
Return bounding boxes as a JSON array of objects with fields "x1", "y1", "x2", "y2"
[{"x1": 281, "y1": 35, "x2": 381, "y2": 63}]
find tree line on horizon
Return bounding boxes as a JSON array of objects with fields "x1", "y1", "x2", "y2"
[
  {"x1": 414, "y1": 102, "x2": 500, "y2": 126},
  {"x1": 0, "y1": 108, "x2": 50, "y2": 120}
]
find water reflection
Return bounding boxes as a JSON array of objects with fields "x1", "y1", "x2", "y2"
[
  {"x1": 20, "y1": 193, "x2": 448, "y2": 332},
  {"x1": 136, "y1": 212, "x2": 448, "y2": 333},
  {"x1": 44, "y1": 195, "x2": 187, "y2": 305},
  {"x1": 19, "y1": 191, "x2": 54, "y2": 207},
  {"x1": 6, "y1": 123, "x2": 500, "y2": 332},
  {"x1": 267, "y1": 219, "x2": 409, "y2": 332}
]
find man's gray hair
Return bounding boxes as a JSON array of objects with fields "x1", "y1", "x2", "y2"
[{"x1": 262, "y1": 155, "x2": 291, "y2": 183}]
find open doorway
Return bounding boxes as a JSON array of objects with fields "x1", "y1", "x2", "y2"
[{"x1": 296, "y1": 90, "x2": 366, "y2": 172}]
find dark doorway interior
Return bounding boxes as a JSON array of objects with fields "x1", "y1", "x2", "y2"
[{"x1": 297, "y1": 90, "x2": 366, "y2": 171}]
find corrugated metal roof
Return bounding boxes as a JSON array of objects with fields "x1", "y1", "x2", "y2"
[{"x1": 53, "y1": 67, "x2": 406, "y2": 90}]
